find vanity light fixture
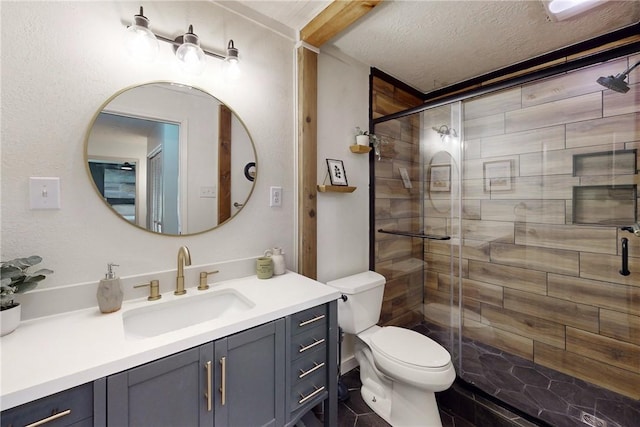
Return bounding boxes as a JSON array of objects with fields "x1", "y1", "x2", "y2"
[
  {"x1": 124, "y1": 7, "x2": 159, "y2": 62},
  {"x1": 175, "y1": 25, "x2": 206, "y2": 75},
  {"x1": 225, "y1": 40, "x2": 241, "y2": 78},
  {"x1": 432, "y1": 125, "x2": 458, "y2": 142},
  {"x1": 125, "y1": 6, "x2": 240, "y2": 74}
]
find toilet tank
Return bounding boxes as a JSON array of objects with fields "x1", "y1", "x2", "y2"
[{"x1": 326, "y1": 271, "x2": 386, "y2": 334}]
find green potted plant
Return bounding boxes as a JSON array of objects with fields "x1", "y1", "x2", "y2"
[
  {"x1": 355, "y1": 127, "x2": 378, "y2": 146},
  {"x1": 1, "y1": 255, "x2": 53, "y2": 336}
]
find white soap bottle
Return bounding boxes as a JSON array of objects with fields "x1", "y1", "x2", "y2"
[{"x1": 97, "y1": 263, "x2": 123, "y2": 313}]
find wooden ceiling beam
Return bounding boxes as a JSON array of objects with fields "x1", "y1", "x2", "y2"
[{"x1": 301, "y1": 0, "x2": 383, "y2": 48}]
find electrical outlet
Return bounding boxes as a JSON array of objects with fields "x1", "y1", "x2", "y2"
[
  {"x1": 270, "y1": 186, "x2": 282, "y2": 207},
  {"x1": 199, "y1": 186, "x2": 216, "y2": 198}
]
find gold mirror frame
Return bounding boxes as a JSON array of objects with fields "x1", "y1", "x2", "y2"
[{"x1": 84, "y1": 81, "x2": 257, "y2": 236}]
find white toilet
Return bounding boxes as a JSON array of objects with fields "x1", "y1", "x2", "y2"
[{"x1": 327, "y1": 271, "x2": 455, "y2": 427}]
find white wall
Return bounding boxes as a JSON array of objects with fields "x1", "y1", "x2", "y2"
[
  {"x1": 1, "y1": 2, "x2": 371, "y2": 325},
  {"x1": 1, "y1": 2, "x2": 296, "y2": 301},
  {"x1": 316, "y1": 47, "x2": 371, "y2": 284}
]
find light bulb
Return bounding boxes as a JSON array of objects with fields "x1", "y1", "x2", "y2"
[
  {"x1": 225, "y1": 39, "x2": 241, "y2": 79},
  {"x1": 124, "y1": 7, "x2": 159, "y2": 62},
  {"x1": 175, "y1": 26, "x2": 205, "y2": 75}
]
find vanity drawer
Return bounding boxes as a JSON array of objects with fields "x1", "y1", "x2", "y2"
[
  {"x1": 290, "y1": 369, "x2": 327, "y2": 412},
  {"x1": 292, "y1": 347, "x2": 327, "y2": 386},
  {"x1": 1, "y1": 383, "x2": 94, "y2": 427},
  {"x1": 290, "y1": 305, "x2": 327, "y2": 336},
  {"x1": 291, "y1": 324, "x2": 327, "y2": 361}
]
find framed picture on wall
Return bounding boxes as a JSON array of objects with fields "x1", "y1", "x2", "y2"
[
  {"x1": 484, "y1": 160, "x2": 513, "y2": 192},
  {"x1": 429, "y1": 164, "x2": 451, "y2": 192},
  {"x1": 327, "y1": 159, "x2": 348, "y2": 186}
]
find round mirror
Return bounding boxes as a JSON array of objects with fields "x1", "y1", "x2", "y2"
[{"x1": 85, "y1": 82, "x2": 256, "y2": 235}]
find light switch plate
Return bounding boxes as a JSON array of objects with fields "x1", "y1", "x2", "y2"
[
  {"x1": 270, "y1": 186, "x2": 282, "y2": 207},
  {"x1": 30, "y1": 177, "x2": 61, "y2": 209}
]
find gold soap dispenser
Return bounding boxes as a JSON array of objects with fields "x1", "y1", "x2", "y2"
[{"x1": 97, "y1": 263, "x2": 123, "y2": 313}]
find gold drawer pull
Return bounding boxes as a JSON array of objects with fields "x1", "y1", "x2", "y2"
[
  {"x1": 299, "y1": 338, "x2": 325, "y2": 353},
  {"x1": 219, "y1": 356, "x2": 227, "y2": 406},
  {"x1": 299, "y1": 314, "x2": 325, "y2": 327},
  {"x1": 205, "y1": 361, "x2": 212, "y2": 412},
  {"x1": 298, "y1": 386, "x2": 325, "y2": 404},
  {"x1": 299, "y1": 362, "x2": 325, "y2": 379},
  {"x1": 25, "y1": 409, "x2": 72, "y2": 427}
]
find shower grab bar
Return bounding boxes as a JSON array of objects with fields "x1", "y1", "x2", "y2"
[{"x1": 377, "y1": 229, "x2": 451, "y2": 240}]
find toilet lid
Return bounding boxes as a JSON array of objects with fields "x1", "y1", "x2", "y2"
[{"x1": 370, "y1": 326, "x2": 451, "y2": 368}]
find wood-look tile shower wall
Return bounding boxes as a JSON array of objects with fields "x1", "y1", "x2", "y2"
[
  {"x1": 424, "y1": 54, "x2": 640, "y2": 400},
  {"x1": 371, "y1": 77, "x2": 424, "y2": 327}
]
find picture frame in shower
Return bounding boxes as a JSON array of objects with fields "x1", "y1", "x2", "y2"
[
  {"x1": 484, "y1": 160, "x2": 512, "y2": 192},
  {"x1": 326, "y1": 159, "x2": 348, "y2": 186},
  {"x1": 429, "y1": 164, "x2": 451, "y2": 192}
]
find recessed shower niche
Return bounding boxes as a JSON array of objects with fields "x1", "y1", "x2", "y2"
[
  {"x1": 572, "y1": 149, "x2": 637, "y2": 225},
  {"x1": 573, "y1": 185, "x2": 636, "y2": 225}
]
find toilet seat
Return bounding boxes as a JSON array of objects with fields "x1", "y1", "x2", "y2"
[
  {"x1": 370, "y1": 326, "x2": 451, "y2": 369},
  {"x1": 364, "y1": 326, "x2": 456, "y2": 390}
]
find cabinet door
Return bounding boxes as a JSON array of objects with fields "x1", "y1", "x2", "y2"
[
  {"x1": 214, "y1": 319, "x2": 285, "y2": 427},
  {"x1": 107, "y1": 344, "x2": 214, "y2": 427}
]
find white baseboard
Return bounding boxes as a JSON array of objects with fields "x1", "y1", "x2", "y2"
[{"x1": 340, "y1": 355, "x2": 358, "y2": 375}]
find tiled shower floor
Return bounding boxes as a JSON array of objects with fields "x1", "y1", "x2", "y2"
[
  {"x1": 335, "y1": 367, "x2": 540, "y2": 427},
  {"x1": 416, "y1": 322, "x2": 640, "y2": 427}
]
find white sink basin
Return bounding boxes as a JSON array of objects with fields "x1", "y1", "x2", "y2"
[{"x1": 123, "y1": 289, "x2": 255, "y2": 339}]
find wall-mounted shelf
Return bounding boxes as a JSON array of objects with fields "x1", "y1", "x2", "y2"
[
  {"x1": 349, "y1": 145, "x2": 371, "y2": 154},
  {"x1": 317, "y1": 185, "x2": 356, "y2": 193}
]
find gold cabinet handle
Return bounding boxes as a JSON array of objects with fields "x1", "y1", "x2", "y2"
[
  {"x1": 298, "y1": 386, "x2": 325, "y2": 404},
  {"x1": 299, "y1": 338, "x2": 325, "y2": 353},
  {"x1": 25, "y1": 409, "x2": 71, "y2": 427},
  {"x1": 205, "y1": 361, "x2": 212, "y2": 412},
  {"x1": 299, "y1": 362, "x2": 325, "y2": 379},
  {"x1": 219, "y1": 356, "x2": 226, "y2": 406},
  {"x1": 299, "y1": 314, "x2": 325, "y2": 327}
]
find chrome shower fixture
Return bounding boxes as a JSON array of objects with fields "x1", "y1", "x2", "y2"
[
  {"x1": 596, "y1": 61, "x2": 640, "y2": 94},
  {"x1": 432, "y1": 125, "x2": 458, "y2": 141}
]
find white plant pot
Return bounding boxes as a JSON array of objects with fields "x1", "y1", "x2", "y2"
[
  {"x1": 1, "y1": 303, "x2": 21, "y2": 336},
  {"x1": 356, "y1": 135, "x2": 370, "y2": 146}
]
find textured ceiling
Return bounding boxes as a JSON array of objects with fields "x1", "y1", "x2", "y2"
[{"x1": 219, "y1": 0, "x2": 640, "y2": 94}]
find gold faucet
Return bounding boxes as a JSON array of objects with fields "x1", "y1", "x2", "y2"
[{"x1": 175, "y1": 246, "x2": 192, "y2": 295}]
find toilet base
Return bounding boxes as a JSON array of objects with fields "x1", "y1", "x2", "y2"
[
  {"x1": 360, "y1": 380, "x2": 443, "y2": 427},
  {"x1": 355, "y1": 343, "x2": 445, "y2": 427}
]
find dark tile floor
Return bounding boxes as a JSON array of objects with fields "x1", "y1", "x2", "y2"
[
  {"x1": 336, "y1": 367, "x2": 538, "y2": 427},
  {"x1": 417, "y1": 322, "x2": 640, "y2": 427},
  {"x1": 327, "y1": 321, "x2": 640, "y2": 427}
]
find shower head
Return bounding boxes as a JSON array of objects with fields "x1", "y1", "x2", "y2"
[
  {"x1": 597, "y1": 61, "x2": 640, "y2": 94},
  {"x1": 597, "y1": 74, "x2": 631, "y2": 93}
]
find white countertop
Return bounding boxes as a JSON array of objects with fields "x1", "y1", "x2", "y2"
[{"x1": 0, "y1": 272, "x2": 340, "y2": 411}]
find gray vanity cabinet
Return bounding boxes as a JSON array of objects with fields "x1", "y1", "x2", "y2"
[
  {"x1": 286, "y1": 301, "x2": 338, "y2": 427},
  {"x1": 106, "y1": 319, "x2": 285, "y2": 427},
  {"x1": 107, "y1": 344, "x2": 214, "y2": 427},
  {"x1": 214, "y1": 319, "x2": 286, "y2": 427},
  {"x1": 2, "y1": 302, "x2": 336, "y2": 427}
]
